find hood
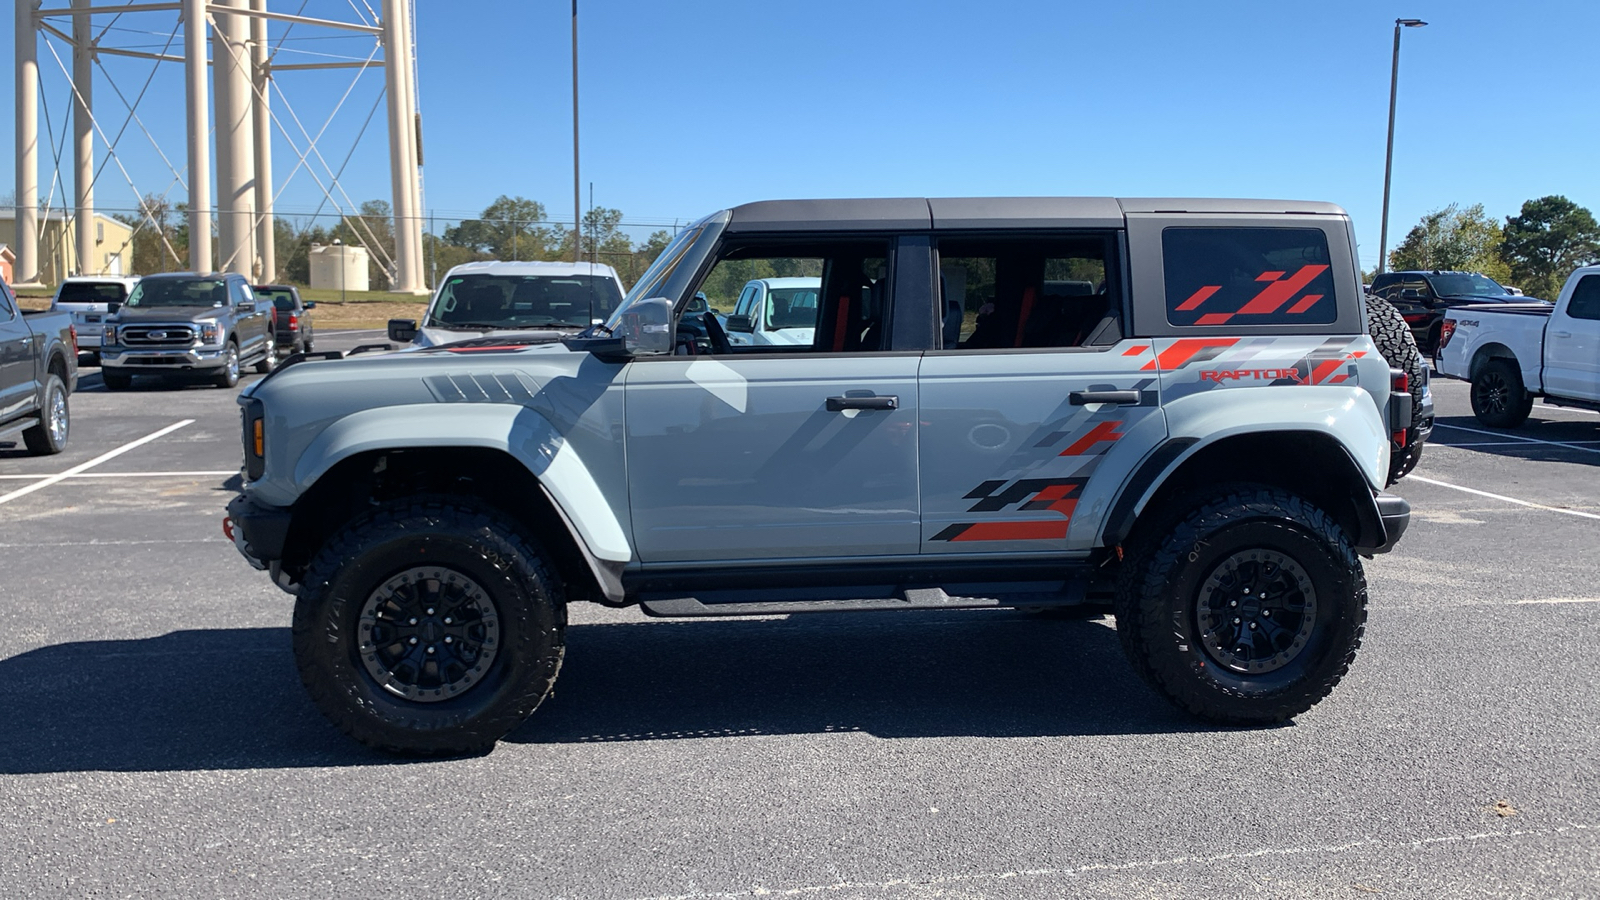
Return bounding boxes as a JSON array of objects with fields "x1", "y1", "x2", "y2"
[
  {"x1": 1436, "y1": 292, "x2": 1546, "y2": 305},
  {"x1": 411, "y1": 325, "x2": 581, "y2": 349},
  {"x1": 111, "y1": 305, "x2": 228, "y2": 324}
]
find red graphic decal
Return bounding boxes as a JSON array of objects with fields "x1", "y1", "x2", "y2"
[
  {"x1": 1195, "y1": 313, "x2": 1234, "y2": 326},
  {"x1": 446, "y1": 345, "x2": 527, "y2": 353},
  {"x1": 831, "y1": 294, "x2": 851, "y2": 352},
  {"x1": 1287, "y1": 294, "x2": 1323, "y2": 315},
  {"x1": 1309, "y1": 358, "x2": 1346, "y2": 385},
  {"x1": 1060, "y1": 420, "x2": 1125, "y2": 456},
  {"x1": 1175, "y1": 285, "x2": 1220, "y2": 312},
  {"x1": 949, "y1": 521, "x2": 1071, "y2": 542},
  {"x1": 1022, "y1": 482, "x2": 1082, "y2": 517},
  {"x1": 1255, "y1": 271, "x2": 1287, "y2": 282},
  {"x1": 1236, "y1": 265, "x2": 1329, "y2": 316},
  {"x1": 1141, "y1": 338, "x2": 1241, "y2": 371},
  {"x1": 1122, "y1": 345, "x2": 1150, "y2": 356},
  {"x1": 1199, "y1": 368, "x2": 1305, "y2": 384}
]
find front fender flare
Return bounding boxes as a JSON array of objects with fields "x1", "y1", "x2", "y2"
[{"x1": 291, "y1": 403, "x2": 631, "y2": 563}]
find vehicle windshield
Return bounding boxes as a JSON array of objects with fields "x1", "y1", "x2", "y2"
[
  {"x1": 57, "y1": 282, "x2": 128, "y2": 304},
  {"x1": 426, "y1": 274, "x2": 624, "y2": 330},
  {"x1": 605, "y1": 224, "x2": 706, "y2": 330},
  {"x1": 255, "y1": 289, "x2": 297, "y2": 311},
  {"x1": 1430, "y1": 273, "x2": 1506, "y2": 297},
  {"x1": 765, "y1": 286, "x2": 820, "y2": 329},
  {"x1": 125, "y1": 278, "x2": 229, "y2": 308}
]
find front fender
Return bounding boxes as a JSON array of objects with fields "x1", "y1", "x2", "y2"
[{"x1": 287, "y1": 403, "x2": 632, "y2": 563}]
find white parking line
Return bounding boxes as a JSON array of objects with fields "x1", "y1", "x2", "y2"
[
  {"x1": 1409, "y1": 475, "x2": 1600, "y2": 521},
  {"x1": 1431, "y1": 440, "x2": 1600, "y2": 448},
  {"x1": 0, "y1": 470, "x2": 234, "y2": 480},
  {"x1": 1516, "y1": 597, "x2": 1600, "y2": 605},
  {"x1": 1433, "y1": 422, "x2": 1600, "y2": 454},
  {"x1": 0, "y1": 420, "x2": 195, "y2": 505},
  {"x1": 316, "y1": 328, "x2": 386, "y2": 336},
  {"x1": 1538, "y1": 403, "x2": 1600, "y2": 416}
]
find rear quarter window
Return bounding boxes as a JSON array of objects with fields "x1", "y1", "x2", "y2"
[{"x1": 1163, "y1": 227, "x2": 1337, "y2": 327}]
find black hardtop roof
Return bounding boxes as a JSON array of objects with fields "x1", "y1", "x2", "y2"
[
  {"x1": 138, "y1": 271, "x2": 241, "y2": 281},
  {"x1": 725, "y1": 197, "x2": 1348, "y2": 232}
]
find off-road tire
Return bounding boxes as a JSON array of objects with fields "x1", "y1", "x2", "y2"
[
  {"x1": 1364, "y1": 294, "x2": 1425, "y2": 484},
  {"x1": 22, "y1": 374, "x2": 69, "y2": 455},
  {"x1": 254, "y1": 335, "x2": 276, "y2": 373},
  {"x1": 292, "y1": 498, "x2": 567, "y2": 755},
  {"x1": 213, "y1": 342, "x2": 241, "y2": 388},
  {"x1": 1114, "y1": 486, "x2": 1367, "y2": 725},
  {"x1": 1470, "y1": 358, "x2": 1533, "y2": 429},
  {"x1": 102, "y1": 371, "x2": 132, "y2": 391}
]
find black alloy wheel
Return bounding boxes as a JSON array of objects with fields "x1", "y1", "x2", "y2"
[{"x1": 1470, "y1": 359, "x2": 1533, "y2": 429}]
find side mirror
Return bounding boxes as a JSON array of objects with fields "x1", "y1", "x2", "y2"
[
  {"x1": 387, "y1": 318, "x2": 418, "y2": 343},
  {"x1": 726, "y1": 314, "x2": 755, "y2": 333},
  {"x1": 617, "y1": 297, "x2": 674, "y2": 357},
  {"x1": 303, "y1": 301, "x2": 316, "y2": 310}
]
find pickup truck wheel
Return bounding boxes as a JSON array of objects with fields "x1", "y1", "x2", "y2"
[
  {"x1": 102, "y1": 371, "x2": 132, "y2": 391},
  {"x1": 1470, "y1": 359, "x2": 1533, "y2": 429},
  {"x1": 254, "y1": 335, "x2": 276, "y2": 373},
  {"x1": 292, "y1": 499, "x2": 567, "y2": 755},
  {"x1": 1115, "y1": 487, "x2": 1367, "y2": 725},
  {"x1": 22, "y1": 374, "x2": 69, "y2": 455},
  {"x1": 1364, "y1": 294, "x2": 1426, "y2": 484},
  {"x1": 213, "y1": 342, "x2": 240, "y2": 388}
]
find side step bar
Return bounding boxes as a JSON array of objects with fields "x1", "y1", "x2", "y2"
[
  {"x1": 640, "y1": 584, "x2": 1088, "y2": 618},
  {"x1": 0, "y1": 415, "x2": 42, "y2": 444}
]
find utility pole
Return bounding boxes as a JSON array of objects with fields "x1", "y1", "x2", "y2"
[
  {"x1": 1378, "y1": 18, "x2": 1427, "y2": 276},
  {"x1": 572, "y1": 0, "x2": 580, "y2": 264}
]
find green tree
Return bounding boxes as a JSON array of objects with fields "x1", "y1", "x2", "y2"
[
  {"x1": 444, "y1": 195, "x2": 559, "y2": 260},
  {"x1": 112, "y1": 194, "x2": 186, "y2": 275},
  {"x1": 1499, "y1": 195, "x2": 1600, "y2": 300},
  {"x1": 1388, "y1": 203, "x2": 1511, "y2": 283}
]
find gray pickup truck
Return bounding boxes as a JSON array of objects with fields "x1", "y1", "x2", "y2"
[
  {"x1": 227, "y1": 197, "x2": 1416, "y2": 755},
  {"x1": 100, "y1": 272, "x2": 277, "y2": 390},
  {"x1": 0, "y1": 278, "x2": 78, "y2": 455}
]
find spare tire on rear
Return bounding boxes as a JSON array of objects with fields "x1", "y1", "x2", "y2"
[{"x1": 1364, "y1": 294, "x2": 1425, "y2": 484}]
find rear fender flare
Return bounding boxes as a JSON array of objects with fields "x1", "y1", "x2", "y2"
[{"x1": 293, "y1": 403, "x2": 631, "y2": 563}]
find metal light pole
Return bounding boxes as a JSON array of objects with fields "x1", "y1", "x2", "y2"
[
  {"x1": 572, "y1": 0, "x2": 581, "y2": 264},
  {"x1": 1377, "y1": 17, "x2": 1427, "y2": 275}
]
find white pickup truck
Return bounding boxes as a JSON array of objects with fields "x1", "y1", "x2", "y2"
[{"x1": 1437, "y1": 265, "x2": 1600, "y2": 427}]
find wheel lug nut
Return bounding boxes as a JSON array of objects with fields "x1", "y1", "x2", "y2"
[
  {"x1": 427, "y1": 646, "x2": 436, "y2": 654},
  {"x1": 408, "y1": 637, "x2": 418, "y2": 645},
  {"x1": 443, "y1": 617, "x2": 453, "y2": 624},
  {"x1": 409, "y1": 618, "x2": 418, "y2": 625},
  {"x1": 1249, "y1": 622, "x2": 1257, "y2": 630},
  {"x1": 444, "y1": 636, "x2": 453, "y2": 644},
  {"x1": 1233, "y1": 617, "x2": 1241, "y2": 624},
  {"x1": 1262, "y1": 610, "x2": 1271, "y2": 617},
  {"x1": 426, "y1": 608, "x2": 435, "y2": 615},
  {"x1": 1230, "y1": 601, "x2": 1237, "y2": 607}
]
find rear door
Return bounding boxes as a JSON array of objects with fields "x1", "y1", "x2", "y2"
[
  {"x1": 918, "y1": 231, "x2": 1162, "y2": 553},
  {"x1": 1545, "y1": 272, "x2": 1600, "y2": 400}
]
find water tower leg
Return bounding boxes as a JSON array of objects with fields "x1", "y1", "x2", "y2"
[
  {"x1": 71, "y1": 0, "x2": 94, "y2": 277},
  {"x1": 212, "y1": 0, "x2": 255, "y2": 277},
  {"x1": 381, "y1": 0, "x2": 423, "y2": 293},
  {"x1": 251, "y1": 0, "x2": 273, "y2": 282},
  {"x1": 183, "y1": 0, "x2": 211, "y2": 272},
  {"x1": 14, "y1": 0, "x2": 41, "y2": 286}
]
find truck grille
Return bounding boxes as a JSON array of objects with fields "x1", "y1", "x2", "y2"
[{"x1": 122, "y1": 325, "x2": 196, "y2": 347}]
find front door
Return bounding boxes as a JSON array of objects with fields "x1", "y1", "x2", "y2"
[
  {"x1": 0, "y1": 282, "x2": 37, "y2": 420},
  {"x1": 624, "y1": 239, "x2": 921, "y2": 563},
  {"x1": 918, "y1": 233, "x2": 1163, "y2": 553}
]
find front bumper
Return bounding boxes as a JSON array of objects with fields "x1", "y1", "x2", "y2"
[
  {"x1": 224, "y1": 493, "x2": 291, "y2": 570},
  {"x1": 102, "y1": 346, "x2": 229, "y2": 372}
]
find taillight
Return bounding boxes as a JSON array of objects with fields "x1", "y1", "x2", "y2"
[
  {"x1": 1391, "y1": 370, "x2": 1409, "y2": 394},
  {"x1": 288, "y1": 314, "x2": 299, "y2": 331},
  {"x1": 1438, "y1": 319, "x2": 1456, "y2": 349},
  {"x1": 69, "y1": 325, "x2": 79, "y2": 355}
]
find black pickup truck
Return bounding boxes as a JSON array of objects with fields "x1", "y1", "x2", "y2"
[{"x1": 0, "y1": 278, "x2": 79, "y2": 455}]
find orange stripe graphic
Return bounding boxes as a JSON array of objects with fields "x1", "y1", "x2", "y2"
[{"x1": 951, "y1": 521, "x2": 1071, "y2": 541}]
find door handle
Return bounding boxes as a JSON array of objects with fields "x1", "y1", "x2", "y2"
[
  {"x1": 1070, "y1": 390, "x2": 1142, "y2": 406},
  {"x1": 1552, "y1": 330, "x2": 1572, "y2": 338},
  {"x1": 826, "y1": 395, "x2": 898, "y2": 412}
]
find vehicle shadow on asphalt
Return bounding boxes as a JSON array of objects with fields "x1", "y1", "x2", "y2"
[
  {"x1": 507, "y1": 611, "x2": 1215, "y2": 745},
  {"x1": 1430, "y1": 415, "x2": 1600, "y2": 466},
  {"x1": 0, "y1": 613, "x2": 1224, "y2": 773}
]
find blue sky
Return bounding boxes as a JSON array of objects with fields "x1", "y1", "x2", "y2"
[{"x1": 4, "y1": 0, "x2": 1597, "y2": 269}]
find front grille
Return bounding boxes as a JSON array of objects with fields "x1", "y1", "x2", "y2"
[
  {"x1": 126, "y1": 356, "x2": 189, "y2": 366},
  {"x1": 121, "y1": 324, "x2": 196, "y2": 347}
]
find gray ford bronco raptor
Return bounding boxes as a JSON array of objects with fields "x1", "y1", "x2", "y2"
[{"x1": 226, "y1": 197, "x2": 1415, "y2": 754}]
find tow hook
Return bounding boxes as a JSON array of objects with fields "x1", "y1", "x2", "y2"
[{"x1": 222, "y1": 516, "x2": 236, "y2": 542}]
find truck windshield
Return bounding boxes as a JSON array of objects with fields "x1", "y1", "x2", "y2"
[
  {"x1": 1430, "y1": 273, "x2": 1505, "y2": 297},
  {"x1": 427, "y1": 274, "x2": 625, "y2": 329},
  {"x1": 126, "y1": 279, "x2": 229, "y2": 307}
]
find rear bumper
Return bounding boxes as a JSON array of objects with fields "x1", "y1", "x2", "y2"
[{"x1": 224, "y1": 493, "x2": 291, "y2": 569}]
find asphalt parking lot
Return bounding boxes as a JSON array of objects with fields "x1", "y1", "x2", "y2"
[{"x1": 2, "y1": 345, "x2": 1597, "y2": 899}]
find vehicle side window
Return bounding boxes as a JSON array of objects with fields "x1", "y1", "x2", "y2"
[
  {"x1": 1163, "y1": 227, "x2": 1336, "y2": 327},
  {"x1": 1568, "y1": 275, "x2": 1600, "y2": 321},
  {"x1": 1409, "y1": 277, "x2": 1434, "y2": 298},
  {"x1": 229, "y1": 280, "x2": 248, "y2": 306},
  {"x1": 937, "y1": 234, "x2": 1116, "y2": 349},
  {"x1": 1370, "y1": 274, "x2": 1397, "y2": 299},
  {"x1": 686, "y1": 239, "x2": 890, "y2": 353},
  {"x1": 0, "y1": 282, "x2": 15, "y2": 318}
]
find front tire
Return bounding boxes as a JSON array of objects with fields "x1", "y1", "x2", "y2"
[
  {"x1": 254, "y1": 335, "x2": 276, "y2": 373},
  {"x1": 1470, "y1": 359, "x2": 1533, "y2": 429},
  {"x1": 292, "y1": 499, "x2": 567, "y2": 755},
  {"x1": 1115, "y1": 487, "x2": 1367, "y2": 725},
  {"x1": 22, "y1": 374, "x2": 69, "y2": 455},
  {"x1": 213, "y1": 342, "x2": 241, "y2": 388}
]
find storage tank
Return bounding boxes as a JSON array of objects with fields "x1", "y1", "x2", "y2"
[{"x1": 309, "y1": 242, "x2": 370, "y2": 292}]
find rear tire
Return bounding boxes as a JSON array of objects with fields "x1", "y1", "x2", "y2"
[
  {"x1": 22, "y1": 374, "x2": 69, "y2": 455},
  {"x1": 292, "y1": 499, "x2": 567, "y2": 755},
  {"x1": 254, "y1": 335, "x2": 276, "y2": 373},
  {"x1": 1115, "y1": 486, "x2": 1367, "y2": 725},
  {"x1": 1470, "y1": 359, "x2": 1533, "y2": 429},
  {"x1": 1364, "y1": 294, "x2": 1425, "y2": 484}
]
